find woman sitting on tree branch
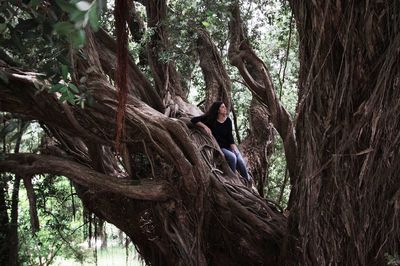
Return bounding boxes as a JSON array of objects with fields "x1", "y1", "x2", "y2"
[{"x1": 191, "y1": 101, "x2": 251, "y2": 184}]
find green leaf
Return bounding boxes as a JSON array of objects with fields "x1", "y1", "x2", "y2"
[
  {"x1": 50, "y1": 83, "x2": 65, "y2": 93},
  {"x1": 88, "y1": 4, "x2": 99, "y2": 31},
  {"x1": 55, "y1": 0, "x2": 76, "y2": 13},
  {"x1": 201, "y1": 21, "x2": 210, "y2": 27},
  {"x1": 59, "y1": 94, "x2": 67, "y2": 102},
  {"x1": 70, "y1": 29, "x2": 85, "y2": 47},
  {"x1": 66, "y1": 94, "x2": 75, "y2": 104},
  {"x1": 68, "y1": 83, "x2": 79, "y2": 93},
  {"x1": 69, "y1": 9, "x2": 85, "y2": 23},
  {"x1": 61, "y1": 64, "x2": 68, "y2": 81},
  {"x1": 53, "y1": 22, "x2": 75, "y2": 34},
  {"x1": 59, "y1": 86, "x2": 68, "y2": 93}
]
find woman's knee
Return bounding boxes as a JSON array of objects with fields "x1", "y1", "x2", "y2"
[
  {"x1": 222, "y1": 149, "x2": 237, "y2": 166},
  {"x1": 225, "y1": 152, "x2": 237, "y2": 164}
]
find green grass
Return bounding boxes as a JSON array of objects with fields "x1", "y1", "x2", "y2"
[{"x1": 53, "y1": 246, "x2": 144, "y2": 266}]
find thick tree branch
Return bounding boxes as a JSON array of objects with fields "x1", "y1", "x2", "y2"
[
  {"x1": 196, "y1": 29, "x2": 232, "y2": 110},
  {"x1": 228, "y1": 4, "x2": 298, "y2": 182},
  {"x1": 145, "y1": 0, "x2": 187, "y2": 104},
  {"x1": 0, "y1": 68, "x2": 110, "y2": 146},
  {"x1": 93, "y1": 29, "x2": 164, "y2": 112},
  {"x1": 0, "y1": 154, "x2": 172, "y2": 201}
]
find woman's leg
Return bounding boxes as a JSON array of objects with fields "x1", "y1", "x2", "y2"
[
  {"x1": 234, "y1": 150, "x2": 250, "y2": 181},
  {"x1": 221, "y1": 148, "x2": 237, "y2": 172}
]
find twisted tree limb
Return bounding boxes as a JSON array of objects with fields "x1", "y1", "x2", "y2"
[
  {"x1": 228, "y1": 4, "x2": 298, "y2": 182},
  {"x1": 196, "y1": 29, "x2": 232, "y2": 110},
  {"x1": 0, "y1": 153, "x2": 172, "y2": 201}
]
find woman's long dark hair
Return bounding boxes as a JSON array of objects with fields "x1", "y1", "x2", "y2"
[{"x1": 203, "y1": 101, "x2": 224, "y2": 127}]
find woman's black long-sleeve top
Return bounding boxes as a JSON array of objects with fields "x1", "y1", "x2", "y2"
[{"x1": 191, "y1": 116, "x2": 235, "y2": 149}]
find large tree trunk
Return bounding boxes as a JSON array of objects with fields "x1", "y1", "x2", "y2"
[{"x1": 286, "y1": 1, "x2": 400, "y2": 265}]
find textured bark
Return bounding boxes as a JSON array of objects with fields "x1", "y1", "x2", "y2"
[
  {"x1": 0, "y1": 154, "x2": 172, "y2": 201},
  {"x1": 146, "y1": 0, "x2": 188, "y2": 106},
  {"x1": 94, "y1": 28, "x2": 164, "y2": 112},
  {"x1": 285, "y1": 1, "x2": 400, "y2": 265},
  {"x1": 197, "y1": 29, "x2": 232, "y2": 111},
  {"x1": 241, "y1": 99, "x2": 274, "y2": 197}
]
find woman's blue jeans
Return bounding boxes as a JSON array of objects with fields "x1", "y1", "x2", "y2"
[{"x1": 221, "y1": 148, "x2": 250, "y2": 181}]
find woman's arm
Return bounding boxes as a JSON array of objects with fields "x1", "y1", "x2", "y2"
[
  {"x1": 191, "y1": 116, "x2": 212, "y2": 136},
  {"x1": 194, "y1": 121, "x2": 212, "y2": 136}
]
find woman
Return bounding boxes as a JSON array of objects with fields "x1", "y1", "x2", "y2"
[{"x1": 191, "y1": 101, "x2": 251, "y2": 182}]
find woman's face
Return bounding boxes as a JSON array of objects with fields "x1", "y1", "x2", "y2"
[{"x1": 218, "y1": 103, "x2": 227, "y2": 115}]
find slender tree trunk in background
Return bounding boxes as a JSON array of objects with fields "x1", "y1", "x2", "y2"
[
  {"x1": 22, "y1": 176, "x2": 40, "y2": 234},
  {"x1": 286, "y1": 1, "x2": 400, "y2": 265},
  {"x1": 127, "y1": 1, "x2": 147, "y2": 68},
  {"x1": 118, "y1": 229, "x2": 124, "y2": 246},
  {"x1": 98, "y1": 219, "x2": 107, "y2": 249},
  {"x1": 0, "y1": 174, "x2": 9, "y2": 265},
  {"x1": 8, "y1": 176, "x2": 20, "y2": 266},
  {"x1": 8, "y1": 122, "x2": 24, "y2": 266},
  {"x1": 0, "y1": 124, "x2": 9, "y2": 265}
]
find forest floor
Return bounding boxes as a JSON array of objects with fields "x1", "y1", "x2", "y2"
[{"x1": 53, "y1": 245, "x2": 143, "y2": 266}]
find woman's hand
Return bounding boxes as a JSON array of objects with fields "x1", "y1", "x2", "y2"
[
  {"x1": 203, "y1": 125, "x2": 212, "y2": 136},
  {"x1": 230, "y1": 144, "x2": 239, "y2": 154},
  {"x1": 195, "y1": 122, "x2": 212, "y2": 136}
]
